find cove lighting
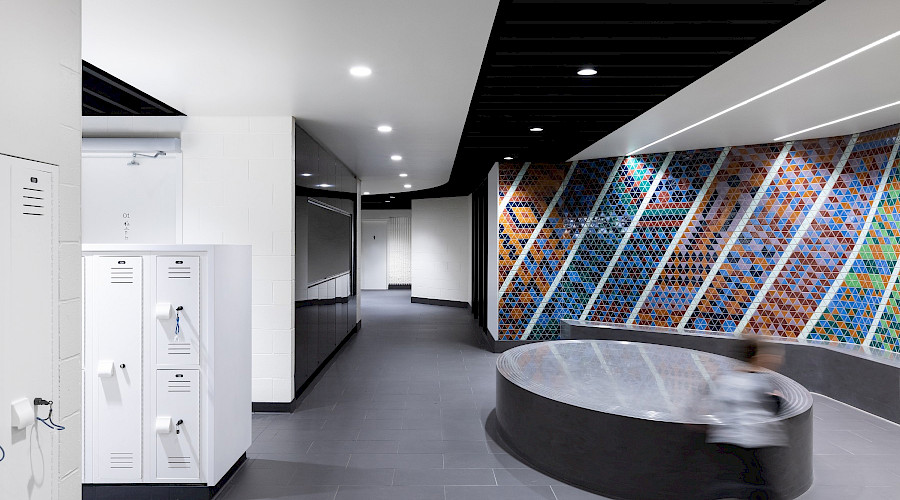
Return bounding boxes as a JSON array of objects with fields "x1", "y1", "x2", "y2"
[
  {"x1": 349, "y1": 66, "x2": 372, "y2": 77},
  {"x1": 363, "y1": 191, "x2": 370, "y2": 195},
  {"x1": 403, "y1": 184, "x2": 412, "y2": 189},
  {"x1": 377, "y1": 125, "x2": 393, "y2": 133},
  {"x1": 503, "y1": 156, "x2": 514, "y2": 160},
  {"x1": 399, "y1": 173, "x2": 408, "y2": 177},
  {"x1": 626, "y1": 28, "x2": 900, "y2": 156},
  {"x1": 530, "y1": 127, "x2": 543, "y2": 132},
  {"x1": 774, "y1": 100, "x2": 900, "y2": 141},
  {"x1": 301, "y1": 173, "x2": 312, "y2": 177},
  {"x1": 391, "y1": 155, "x2": 402, "y2": 161},
  {"x1": 577, "y1": 68, "x2": 598, "y2": 76}
]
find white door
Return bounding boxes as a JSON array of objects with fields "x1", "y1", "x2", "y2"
[
  {"x1": 155, "y1": 256, "x2": 200, "y2": 365},
  {"x1": 361, "y1": 220, "x2": 388, "y2": 290}
]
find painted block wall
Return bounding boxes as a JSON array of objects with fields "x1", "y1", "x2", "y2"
[
  {"x1": 0, "y1": 1, "x2": 82, "y2": 498},
  {"x1": 412, "y1": 197, "x2": 472, "y2": 304},
  {"x1": 497, "y1": 123, "x2": 900, "y2": 355},
  {"x1": 180, "y1": 116, "x2": 296, "y2": 403}
]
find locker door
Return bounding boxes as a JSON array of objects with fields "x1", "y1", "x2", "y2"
[
  {"x1": 93, "y1": 256, "x2": 143, "y2": 480},
  {"x1": 155, "y1": 256, "x2": 200, "y2": 365},
  {"x1": 155, "y1": 369, "x2": 200, "y2": 480}
]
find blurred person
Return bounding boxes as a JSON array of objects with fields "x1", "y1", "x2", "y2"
[{"x1": 706, "y1": 335, "x2": 787, "y2": 500}]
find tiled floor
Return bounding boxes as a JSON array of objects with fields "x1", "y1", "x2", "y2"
[{"x1": 216, "y1": 290, "x2": 900, "y2": 500}]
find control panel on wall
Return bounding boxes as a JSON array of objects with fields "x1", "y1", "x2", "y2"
[
  {"x1": 155, "y1": 256, "x2": 200, "y2": 365},
  {"x1": 90, "y1": 256, "x2": 144, "y2": 480}
]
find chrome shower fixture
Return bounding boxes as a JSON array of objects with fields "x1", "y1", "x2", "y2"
[{"x1": 127, "y1": 150, "x2": 167, "y2": 166}]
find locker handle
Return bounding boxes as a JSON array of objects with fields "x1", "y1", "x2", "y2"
[{"x1": 98, "y1": 360, "x2": 115, "y2": 378}]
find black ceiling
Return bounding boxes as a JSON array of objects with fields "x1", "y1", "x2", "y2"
[
  {"x1": 82, "y1": 61, "x2": 183, "y2": 116},
  {"x1": 410, "y1": 0, "x2": 826, "y2": 201}
]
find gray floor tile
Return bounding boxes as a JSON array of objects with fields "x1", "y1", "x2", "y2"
[
  {"x1": 334, "y1": 485, "x2": 444, "y2": 500},
  {"x1": 347, "y1": 452, "x2": 444, "y2": 469},
  {"x1": 445, "y1": 485, "x2": 557, "y2": 500},
  {"x1": 393, "y1": 468, "x2": 497, "y2": 485}
]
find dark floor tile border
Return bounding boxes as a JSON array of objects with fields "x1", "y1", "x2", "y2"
[
  {"x1": 478, "y1": 328, "x2": 546, "y2": 353},
  {"x1": 411, "y1": 296, "x2": 469, "y2": 308},
  {"x1": 252, "y1": 320, "x2": 362, "y2": 413},
  {"x1": 389, "y1": 284, "x2": 412, "y2": 289},
  {"x1": 83, "y1": 454, "x2": 246, "y2": 500}
]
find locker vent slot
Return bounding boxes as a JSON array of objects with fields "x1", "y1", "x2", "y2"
[
  {"x1": 166, "y1": 373, "x2": 193, "y2": 393},
  {"x1": 168, "y1": 266, "x2": 192, "y2": 279},
  {"x1": 167, "y1": 343, "x2": 192, "y2": 355},
  {"x1": 21, "y1": 185, "x2": 46, "y2": 216},
  {"x1": 109, "y1": 266, "x2": 135, "y2": 284},
  {"x1": 167, "y1": 456, "x2": 193, "y2": 469},
  {"x1": 108, "y1": 452, "x2": 135, "y2": 469}
]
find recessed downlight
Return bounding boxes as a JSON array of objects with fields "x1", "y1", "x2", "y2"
[
  {"x1": 577, "y1": 68, "x2": 598, "y2": 76},
  {"x1": 377, "y1": 125, "x2": 393, "y2": 133},
  {"x1": 391, "y1": 155, "x2": 402, "y2": 161},
  {"x1": 403, "y1": 184, "x2": 412, "y2": 189},
  {"x1": 390, "y1": 196, "x2": 395, "y2": 199},
  {"x1": 399, "y1": 173, "x2": 408, "y2": 177},
  {"x1": 385, "y1": 200, "x2": 391, "y2": 203},
  {"x1": 316, "y1": 183, "x2": 333, "y2": 188},
  {"x1": 349, "y1": 66, "x2": 372, "y2": 77},
  {"x1": 530, "y1": 127, "x2": 543, "y2": 132},
  {"x1": 363, "y1": 191, "x2": 370, "y2": 195},
  {"x1": 301, "y1": 173, "x2": 312, "y2": 177},
  {"x1": 503, "y1": 156, "x2": 513, "y2": 160}
]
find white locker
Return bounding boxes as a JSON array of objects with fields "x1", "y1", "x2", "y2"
[
  {"x1": 155, "y1": 369, "x2": 200, "y2": 480},
  {"x1": 83, "y1": 245, "x2": 252, "y2": 494},
  {"x1": 0, "y1": 156, "x2": 55, "y2": 500},
  {"x1": 155, "y1": 256, "x2": 200, "y2": 365},
  {"x1": 92, "y1": 256, "x2": 143, "y2": 480}
]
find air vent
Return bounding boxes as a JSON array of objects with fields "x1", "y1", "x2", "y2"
[
  {"x1": 167, "y1": 343, "x2": 192, "y2": 355},
  {"x1": 110, "y1": 266, "x2": 134, "y2": 284},
  {"x1": 108, "y1": 452, "x2": 135, "y2": 469},
  {"x1": 166, "y1": 372, "x2": 193, "y2": 393},
  {"x1": 21, "y1": 184, "x2": 45, "y2": 216},
  {"x1": 167, "y1": 456, "x2": 192, "y2": 469},
  {"x1": 168, "y1": 266, "x2": 191, "y2": 279}
]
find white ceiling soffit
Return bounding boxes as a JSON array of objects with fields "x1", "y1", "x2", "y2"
[
  {"x1": 82, "y1": 0, "x2": 500, "y2": 195},
  {"x1": 572, "y1": 0, "x2": 900, "y2": 161}
]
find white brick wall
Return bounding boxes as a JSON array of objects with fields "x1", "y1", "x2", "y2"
[
  {"x1": 411, "y1": 197, "x2": 472, "y2": 304},
  {"x1": 0, "y1": 1, "x2": 82, "y2": 497},
  {"x1": 181, "y1": 116, "x2": 295, "y2": 403}
]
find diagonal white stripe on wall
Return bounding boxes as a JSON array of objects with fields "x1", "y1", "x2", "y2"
[
  {"x1": 677, "y1": 142, "x2": 794, "y2": 331},
  {"x1": 626, "y1": 147, "x2": 731, "y2": 325},
  {"x1": 579, "y1": 152, "x2": 675, "y2": 321},
  {"x1": 499, "y1": 162, "x2": 578, "y2": 297},
  {"x1": 800, "y1": 131, "x2": 900, "y2": 339},
  {"x1": 736, "y1": 134, "x2": 859, "y2": 333},
  {"x1": 498, "y1": 162, "x2": 530, "y2": 215},
  {"x1": 521, "y1": 157, "x2": 626, "y2": 340}
]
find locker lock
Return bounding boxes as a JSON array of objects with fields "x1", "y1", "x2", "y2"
[
  {"x1": 119, "y1": 364, "x2": 126, "y2": 369},
  {"x1": 176, "y1": 419, "x2": 184, "y2": 434}
]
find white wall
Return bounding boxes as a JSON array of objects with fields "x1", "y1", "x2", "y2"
[
  {"x1": 0, "y1": 1, "x2": 82, "y2": 498},
  {"x1": 411, "y1": 197, "x2": 472, "y2": 304},
  {"x1": 488, "y1": 165, "x2": 499, "y2": 339},
  {"x1": 361, "y1": 220, "x2": 388, "y2": 290},
  {"x1": 180, "y1": 116, "x2": 295, "y2": 403}
]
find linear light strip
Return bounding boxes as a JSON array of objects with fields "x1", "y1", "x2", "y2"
[
  {"x1": 521, "y1": 157, "x2": 626, "y2": 340},
  {"x1": 626, "y1": 147, "x2": 731, "y2": 325},
  {"x1": 800, "y1": 130, "x2": 900, "y2": 339},
  {"x1": 735, "y1": 134, "x2": 859, "y2": 334},
  {"x1": 579, "y1": 152, "x2": 674, "y2": 321},
  {"x1": 774, "y1": 101, "x2": 900, "y2": 141},
  {"x1": 627, "y1": 29, "x2": 900, "y2": 156},
  {"x1": 499, "y1": 162, "x2": 578, "y2": 297},
  {"x1": 676, "y1": 142, "x2": 794, "y2": 331}
]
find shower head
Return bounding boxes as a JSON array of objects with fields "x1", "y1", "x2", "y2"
[{"x1": 127, "y1": 150, "x2": 166, "y2": 166}]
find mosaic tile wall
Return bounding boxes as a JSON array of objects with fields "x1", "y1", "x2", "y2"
[{"x1": 497, "y1": 123, "x2": 900, "y2": 353}]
